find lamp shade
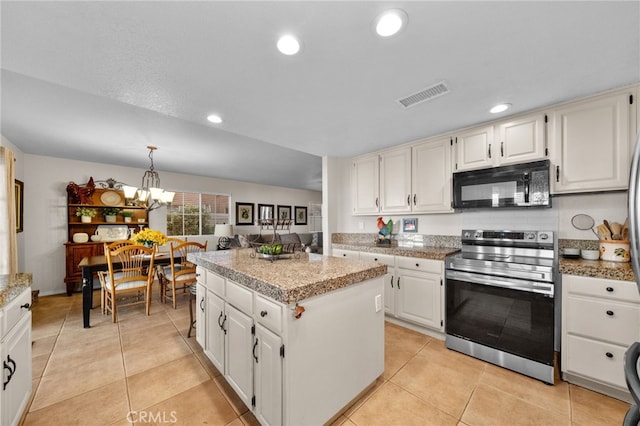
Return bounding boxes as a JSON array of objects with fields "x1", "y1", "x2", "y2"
[{"x1": 214, "y1": 224, "x2": 233, "y2": 237}]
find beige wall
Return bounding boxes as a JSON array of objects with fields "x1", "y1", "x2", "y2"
[{"x1": 21, "y1": 153, "x2": 321, "y2": 295}]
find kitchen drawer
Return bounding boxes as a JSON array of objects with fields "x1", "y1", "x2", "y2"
[
  {"x1": 226, "y1": 279, "x2": 253, "y2": 315},
  {"x1": 566, "y1": 334, "x2": 627, "y2": 388},
  {"x1": 2, "y1": 288, "x2": 31, "y2": 338},
  {"x1": 359, "y1": 252, "x2": 395, "y2": 267},
  {"x1": 397, "y1": 256, "x2": 441, "y2": 274},
  {"x1": 206, "y1": 270, "x2": 225, "y2": 296},
  {"x1": 566, "y1": 295, "x2": 640, "y2": 345},
  {"x1": 332, "y1": 249, "x2": 360, "y2": 260},
  {"x1": 196, "y1": 266, "x2": 206, "y2": 285},
  {"x1": 564, "y1": 275, "x2": 640, "y2": 302},
  {"x1": 255, "y1": 294, "x2": 283, "y2": 334}
]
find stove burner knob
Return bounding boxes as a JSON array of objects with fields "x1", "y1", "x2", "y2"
[
  {"x1": 539, "y1": 233, "x2": 549, "y2": 240},
  {"x1": 474, "y1": 231, "x2": 482, "y2": 239},
  {"x1": 524, "y1": 232, "x2": 536, "y2": 240}
]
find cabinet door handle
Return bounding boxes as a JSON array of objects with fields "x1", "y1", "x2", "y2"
[
  {"x1": 375, "y1": 197, "x2": 379, "y2": 208},
  {"x1": 606, "y1": 310, "x2": 614, "y2": 316},
  {"x1": 605, "y1": 352, "x2": 614, "y2": 358},
  {"x1": 501, "y1": 142, "x2": 504, "y2": 157},
  {"x1": 556, "y1": 166, "x2": 560, "y2": 182},
  {"x1": 413, "y1": 194, "x2": 417, "y2": 205},
  {"x1": 260, "y1": 310, "x2": 268, "y2": 317},
  {"x1": 397, "y1": 277, "x2": 401, "y2": 289},
  {"x1": 407, "y1": 195, "x2": 411, "y2": 206},
  {"x1": 390, "y1": 275, "x2": 394, "y2": 288},
  {"x1": 253, "y1": 338, "x2": 259, "y2": 363},
  {"x1": 200, "y1": 297, "x2": 205, "y2": 312},
  {"x1": 606, "y1": 286, "x2": 614, "y2": 292},
  {"x1": 488, "y1": 144, "x2": 492, "y2": 159},
  {"x1": 3, "y1": 355, "x2": 16, "y2": 390}
]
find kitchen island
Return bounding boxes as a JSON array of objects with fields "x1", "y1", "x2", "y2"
[{"x1": 188, "y1": 249, "x2": 387, "y2": 426}]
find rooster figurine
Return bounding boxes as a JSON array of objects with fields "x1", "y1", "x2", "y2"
[{"x1": 376, "y1": 217, "x2": 393, "y2": 244}]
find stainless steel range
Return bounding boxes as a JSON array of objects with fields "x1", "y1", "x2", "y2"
[{"x1": 445, "y1": 229, "x2": 556, "y2": 384}]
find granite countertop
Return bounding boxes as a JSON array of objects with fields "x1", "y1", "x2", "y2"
[
  {"x1": 559, "y1": 257, "x2": 635, "y2": 282},
  {"x1": 189, "y1": 249, "x2": 387, "y2": 304},
  {"x1": 332, "y1": 243, "x2": 460, "y2": 261},
  {"x1": 0, "y1": 273, "x2": 32, "y2": 308}
]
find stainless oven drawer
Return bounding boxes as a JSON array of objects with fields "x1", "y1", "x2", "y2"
[{"x1": 445, "y1": 269, "x2": 554, "y2": 296}]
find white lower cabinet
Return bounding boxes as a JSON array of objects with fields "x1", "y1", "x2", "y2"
[
  {"x1": 562, "y1": 274, "x2": 640, "y2": 400},
  {"x1": 359, "y1": 252, "x2": 444, "y2": 331},
  {"x1": 254, "y1": 324, "x2": 283, "y2": 426},
  {"x1": 1, "y1": 287, "x2": 32, "y2": 426},
  {"x1": 395, "y1": 257, "x2": 443, "y2": 331},
  {"x1": 225, "y1": 304, "x2": 254, "y2": 407}
]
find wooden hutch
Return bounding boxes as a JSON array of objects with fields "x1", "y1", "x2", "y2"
[{"x1": 64, "y1": 185, "x2": 148, "y2": 295}]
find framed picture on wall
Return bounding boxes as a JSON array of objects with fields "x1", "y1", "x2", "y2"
[
  {"x1": 258, "y1": 203, "x2": 275, "y2": 220},
  {"x1": 277, "y1": 205, "x2": 291, "y2": 220},
  {"x1": 294, "y1": 206, "x2": 307, "y2": 225},
  {"x1": 15, "y1": 179, "x2": 23, "y2": 233},
  {"x1": 235, "y1": 202, "x2": 254, "y2": 226}
]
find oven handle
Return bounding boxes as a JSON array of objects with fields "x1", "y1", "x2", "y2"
[{"x1": 446, "y1": 269, "x2": 554, "y2": 296}]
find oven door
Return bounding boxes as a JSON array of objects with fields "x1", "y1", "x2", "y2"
[{"x1": 445, "y1": 269, "x2": 554, "y2": 365}]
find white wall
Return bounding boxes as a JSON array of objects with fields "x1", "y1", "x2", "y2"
[{"x1": 22, "y1": 154, "x2": 321, "y2": 295}]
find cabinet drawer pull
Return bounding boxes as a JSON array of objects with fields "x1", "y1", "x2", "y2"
[
  {"x1": 488, "y1": 144, "x2": 492, "y2": 159},
  {"x1": 374, "y1": 258, "x2": 378, "y2": 261},
  {"x1": 606, "y1": 310, "x2": 614, "y2": 316},
  {"x1": 415, "y1": 263, "x2": 420, "y2": 267},
  {"x1": 606, "y1": 286, "x2": 614, "y2": 292},
  {"x1": 605, "y1": 352, "x2": 614, "y2": 358},
  {"x1": 260, "y1": 310, "x2": 268, "y2": 317},
  {"x1": 501, "y1": 142, "x2": 504, "y2": 157},
  {"x1": 20, "y1": 303, "x2": 30, "y2": 310}
]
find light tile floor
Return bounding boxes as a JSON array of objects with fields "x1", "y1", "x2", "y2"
[{"x1": 23, "y1": 290, "x2": 630, "y2": 425}]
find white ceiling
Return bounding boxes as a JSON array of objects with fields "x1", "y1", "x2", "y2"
[{"x1": 1, "y1": 1, "x2": 639, "y2": 192}]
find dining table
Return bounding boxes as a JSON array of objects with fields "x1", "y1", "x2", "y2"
[{"x1": 78, "y1": 251, "x2": 175, "y2": 328}]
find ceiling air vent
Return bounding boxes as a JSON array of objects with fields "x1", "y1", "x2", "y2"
[{"x1": 397, "y1": 81, "x2": 450, "y2": 109}]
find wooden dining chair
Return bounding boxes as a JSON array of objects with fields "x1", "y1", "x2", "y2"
[
  {"x1": 100, "y1": 244, "x2": 156, "y2": 322},
  {"x1": 158, "y1": 241, "x2": 207, "y2": 309},
  {"x1": 97, "y1": 240, "x2": 136, "y2": 314}
]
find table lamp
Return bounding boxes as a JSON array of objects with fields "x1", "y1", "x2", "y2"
[{"x1": 214, "y1": 224, "x2": 234, "y2": 250}]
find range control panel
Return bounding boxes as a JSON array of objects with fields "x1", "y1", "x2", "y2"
[{"x1": 461, "y1": 229, "x2": 554, "y2": 246}]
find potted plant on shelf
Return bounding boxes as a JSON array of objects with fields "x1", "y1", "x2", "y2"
[
  {"x1": 102, "y1": 207, "x2": 121, "y2": 223},
  {"x1": 121, "y1": 211, "x2": 135, "y2": 223},
  {"x1": 75, "y1": 207, "x2": 97, "y2": 223}
]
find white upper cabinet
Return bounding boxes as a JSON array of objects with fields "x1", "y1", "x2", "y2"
[
  {"x1": 496, "y1": 113, "x2": 547, "y2": 166},
  {"x1": 550, "y1": 90, "x2": 633, "y2": 194},
  {"x1": 454, "y1": 114, "x2": 547, "y2": 171},
  {"x1": 380, "y1": 147, "x2": 412, "y2": 213},
  {"x1": 454, "y1": 125, "x2": 494, "y2": 171},
  {"x1": 412, "y1": 137, "x2": 453, "y2": 213},
  {"x1": 352, "y1": 153, "x2": 380, "y2": 215}
]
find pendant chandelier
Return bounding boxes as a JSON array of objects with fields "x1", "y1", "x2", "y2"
[{"x1": 123, "y1": 146, "x2": 175, "y2": 211}]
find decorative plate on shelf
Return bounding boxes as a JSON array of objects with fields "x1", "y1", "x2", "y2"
[{"x1": 100, "y1": 191, "x2": 122, "y2": 205}]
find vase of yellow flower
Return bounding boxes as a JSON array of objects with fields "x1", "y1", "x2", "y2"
[{"x1": 130, "y1": 228, "x2": 168, "y2": 248}]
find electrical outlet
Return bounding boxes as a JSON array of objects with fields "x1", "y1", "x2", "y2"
[
  {"x1": 374, "y1": 294, "x2": 382, "y2": 312},
  {"x1": 358, "y1": 221, "x2": 364, "y2": 230}
]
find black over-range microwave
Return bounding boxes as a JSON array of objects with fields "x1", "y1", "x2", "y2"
[{"x1": 452, "y1": 160, "x2": 551, "y2": 209}]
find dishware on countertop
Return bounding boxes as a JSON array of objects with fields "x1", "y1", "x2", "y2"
[
  {"x1": 580, "y1": 249, "x2": 600, "y2": 260},
  {"x1": 563, "y1": 248, "x2": 580, "y2": 259}
]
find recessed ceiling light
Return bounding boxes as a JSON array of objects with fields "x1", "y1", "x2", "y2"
[
  {"x1": 374, "y1": 9, "x2": 408, "y2": 37},
  {"x1": 207, "y1": 114, "x2": 223, "y2": 124},
  {"x1": 277, "y1": 34, "x2": 301, "y2": 55},
  {"x1": 490, "y1": 103, "x2": 512, "y2": 114}
]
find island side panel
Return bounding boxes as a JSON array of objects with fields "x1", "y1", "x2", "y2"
[{"x1": 283, "y1": 276, "x2": 385, "y2": 425}]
